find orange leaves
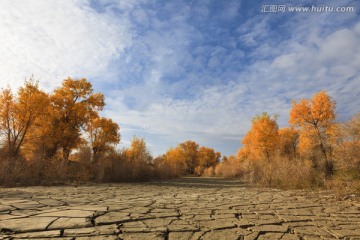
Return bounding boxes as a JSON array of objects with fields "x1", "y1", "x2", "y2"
[
  {"x1": 334, "y1": 113, "x2": 360, "y2": 170},
  {"x1": 311, "y1": 91, "x2": 336, "y2": 125},
  {"x1": 51, "y1": 78, "x2": 104, "y2": 121},
  {"x1": 87, "y1": 117, "x2": 120, "y2": 159},
  {"x1": 179, "y1": 140, "x2": 199, "y2": 174},
  {"x1": 278, "y1": 127, "x2": 299, "y2": 158},
  {"x1": 163, "y1": 147, "x2": 187, "y2": 176},
  {"x1": 54, "y1": 78, "x2": 93, "y2": 102},
  {"x1": 163, "y1": 141, "x2": 198, "y2": 176},
  {"x1": 289, "y1": 91, "x2": 335, "y2": 128},
  {"x1": 161, "y1": 140, "x2": 221, "y2": 176},
  {"x1": 125, "y1": 137, "x2": 152, "y2": 164},
  {"x1": 242, "y1": 112, "x2": 279, "y2": 161},
  {"x1": 289, "y1": 99, "x2": 311, "y2": 126},
  {"x1": 0, "y1": 88, "x2": 14, "y2": 132},
  {"x1": 289, "y1": 91, "x2": 336, "y2": 161},
  {"x1": 165, "y1": 147, "x2": 184, "y2": 165},
  {"x1": 0, "y1": 78, "x2": 48, "y2": 157},
  {"x1": 195, "y1": 146, "x2": 220, "y2": 175}
]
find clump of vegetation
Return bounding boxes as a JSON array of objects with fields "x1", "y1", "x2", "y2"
[
  {"x1": 153, "y1": 140, "x2": 221, "y2": 178},
  {"x1": 213, "y1": 91, "x2": 360, "y2": 196}
]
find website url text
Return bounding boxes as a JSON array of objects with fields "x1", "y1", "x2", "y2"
[{"x1": 261, "y1": 5, "x2": 355, "y2": 13}]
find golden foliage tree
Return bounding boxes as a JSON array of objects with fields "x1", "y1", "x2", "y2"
[
  {"x1": 47, "y1": 78, "x2": 105, "y2": 160},
  {"x1": 334, "y1": 112, "x2": 360, "y2": 172},
  {"x1": 0, "y1": 79, "x2": 48, "y2": 158},
  {"x1": 242, "y1": 112, "x2": 279, "y2": 161},
  {"x1": 289, "y1": 91, "x2": 336, "y2": 175},
  {"x1": 163, "y1": 147, "x2": 187, "y2": 176},
  {"x1": 86, "y1": 117, "x2": 120, "y2": 162},
  {"x1": 159, "y1": 140, "x2": 222, "y2": 176},
  {"x1": 125, "y1": 137, "x2": 152, "y2": 164},
  {"x1": 195, "y1": 146, "x2": 220, "y2": 175},
  {"x1": 179, "y1": 140, "x2": 199, "y2": 174},
  {"x1": 124, "y1": 137, "x2": 153, "y2": 180}
]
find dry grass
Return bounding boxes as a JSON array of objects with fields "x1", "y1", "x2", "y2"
[
  {"x1": 256, "y1": 157, "x2": 320, "y2": 189},
  {"x1": 202, "y1": 166, "x2": 215, "y2": 177},
  {"x1": 0, "y1": 156, "x2": 93, "y2": 186},
  {"x1": 0, "y1": 149, "x2": 177, "y2": 187},
  {"x1": 212, "y1": 155, "x2": 323, "y2": 190},
  {"x1": 214, "y1": 157, "x2": 245, "y2": 178}
]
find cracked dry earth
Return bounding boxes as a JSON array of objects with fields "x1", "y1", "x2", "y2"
[{"x1": 0, "y1": 178, "x2": 360, "y2": 240}]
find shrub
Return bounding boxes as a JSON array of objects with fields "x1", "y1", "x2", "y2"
[
  {"x1": 202, "y1": 166, "x2": 215, "y2": 177},
  {"x1": 214, "y1": 156, "x2": 244, "y2": 178}
]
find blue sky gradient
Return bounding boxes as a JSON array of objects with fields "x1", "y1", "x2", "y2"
[{"x1": 0, "y1": 0, "x2": 359, "y2": 156}]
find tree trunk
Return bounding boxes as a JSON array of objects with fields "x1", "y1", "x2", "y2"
[{"x1": 62, "y1": 147, "x2": 70, "y2": 162}]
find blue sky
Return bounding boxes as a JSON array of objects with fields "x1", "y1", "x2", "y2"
[{"x1": 0, "y1": 0, "x2": 359, "y2": 156}]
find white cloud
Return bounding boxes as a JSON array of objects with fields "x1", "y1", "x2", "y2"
[
  {"x1": 263, "y1": 20, "x2": 360, "y2": 123},
  {"x1": 0, "y1": 0, "x2": 131, "y2": 91},
  {"x1": 220, "y1": 0, "x2": 241, "y2": 20},
  {"x1": 319, "y1": 28, "x2": 359, "y2": 64},
  {"x1": 104, "y1": 10, "x2": 360, "y2": 155}
]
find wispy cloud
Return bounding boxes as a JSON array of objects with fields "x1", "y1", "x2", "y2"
[{"x1": 0, "y1": 0, "x2": 131, "y2": 91}]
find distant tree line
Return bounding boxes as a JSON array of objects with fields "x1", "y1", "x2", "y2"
[
  {"x1": 0, "y1": 77, "x2": 221, "y2": 185},
  {"x1": 0, "y1": 78, "x2": 358, "y2": 195}
]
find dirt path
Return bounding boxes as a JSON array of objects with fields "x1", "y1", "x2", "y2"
[{"x1": 0, "y1": 177, "x2": 359, "y2": 239}]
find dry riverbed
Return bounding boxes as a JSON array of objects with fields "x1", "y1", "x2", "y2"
[{"x1": 0, "y1": 177, "x2": 359, "y2": 240}]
